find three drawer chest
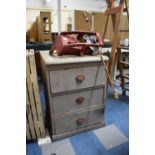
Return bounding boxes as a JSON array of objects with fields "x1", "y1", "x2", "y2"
[{"x1": 40, "y1": 51, "x2": 109, "y2": 140}]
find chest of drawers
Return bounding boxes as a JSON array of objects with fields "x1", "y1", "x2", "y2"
[{"x1": 40, "y1": 51, "x2": 109, "y2": 140}]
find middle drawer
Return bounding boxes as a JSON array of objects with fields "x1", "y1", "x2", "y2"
[{"x1": 51, "y1": 87, "x2": 105, "y2": 114}]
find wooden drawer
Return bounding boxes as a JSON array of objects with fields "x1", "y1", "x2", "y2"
[
  {"x1": 49, "y1": 65, "x2": 106, "y2": 93},
  {"x1": 51, "y1": 87, "x2": 105, "y2": 114},
  {"x1": 53, "y1": 107, "x2": 104, "y2": 134}
]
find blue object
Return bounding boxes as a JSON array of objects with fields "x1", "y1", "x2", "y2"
[{"x1": 26, "y1": 83, "x2": 129, "y2": 155}]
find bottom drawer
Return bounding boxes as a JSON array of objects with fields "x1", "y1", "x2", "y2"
[{"x1": 53, "y1": 106, "x2": 104, "y2": 134}]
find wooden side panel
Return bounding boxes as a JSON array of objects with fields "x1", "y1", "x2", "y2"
[
  {"x1": 26, "y1": 116, "x2": 31, "y2": 140},
  {"x1": 74, "y1": 10, "x2": 128, "y2": 42},
  {"x1": 36, "y1": 17, "x2": 41, "y2": 42},
  {"x1": 75, "y1": 10, "x2": 91, "y2": 31},
  {"x1": 27, "y1": 21, "x2": 38, "y2": 42},
  {"x1": 124, "y1": 15, "x2": 129, "y2": 39},
  {"x1": 40, "y1": 56, "x2": 55, "y2": 134},
  {"x1": 108, "y1": 15, "x2": 114, "y2": 41},
  {"x1": 94, "y1": 12, "x2": 108, "y2": 39},
  {"x1": 119, "y1": 15, "x2": 124, "y2": 41},
  {"x1": 26, "y1": 50, "x2": 45, "y2": 140},
  {"x1": 75, "y1": 10, "x2": 106, "y2": 37},
  {"x1": 75, "y1": 10, "x2": 114, "y2": 41},
  {"x1": 26, "y1": 56, "x2": 41, "y2": 138},
  {"x1": 119, "y1": 15, "x2": 129, "y2": 41},
  {"x1": 26, "y1": 87, "x2": 36, "y2": 139},
  {"x1": 37, "y1": 11, "x2": 52, "y2": 42},
  {"x1": 28, "y1": 51, "x2": 45, "y2": 137}
]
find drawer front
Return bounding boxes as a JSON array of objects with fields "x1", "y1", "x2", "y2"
[
  {"x1": 51, "y1": 87, "x2": 104, "y2": 114},
  {"x1": 49, "y1": 65, "x2": 106, "y2": 93},
  {"x1": 53, "y1": 107, "x2": 104, "y2": 134}
]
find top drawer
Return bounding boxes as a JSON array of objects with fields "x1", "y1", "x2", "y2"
[{"x1": 49, "y1": 64, "x2": 107, "y2": 94}]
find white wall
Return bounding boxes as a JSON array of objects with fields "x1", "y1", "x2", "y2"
[{"x1": 26, "y1": 0, "x2": 108, "y2": 12}]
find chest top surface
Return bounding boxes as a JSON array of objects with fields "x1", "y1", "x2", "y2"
[{"x1": 40, "y1": 51, "x2": 109, "y2": 66}]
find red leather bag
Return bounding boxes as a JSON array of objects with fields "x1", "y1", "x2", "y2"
[{"x1": 52, "y1": 31, "x2": 104, "y2": 56}]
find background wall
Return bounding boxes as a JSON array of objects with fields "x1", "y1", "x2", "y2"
[
  {"x1": 26, "y1": 8, "x2": 74, "y2": 32},
  {"x1": 26, "y1": 0, "x2": 108, "y2": 32},
  {"x1": 26, "y1": 0, "x2": 108, "y2": 11},
  {"x1": 74, "y1": 10, "x2": 128, "y2": 41},
  {"x1": 26, "y1": 0, "x2": 128, "y2": 41}
]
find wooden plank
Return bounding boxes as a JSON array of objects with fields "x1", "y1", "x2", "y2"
[
  {"x1": 94, "y1": 12, "x2": 108, "y2": 39},
  {"x1": 109, "y1": 15, "x2": 114, "y2": 41},
  {"x1": 105, "y1": 6, "x2": 122, "y2": 15},
  {"x1": 107, "y1": 0, "x2": 125, "y2": 77},
  {"x1": 124, "y1": 15, "x2": 129, "y2": 39},
  {"x1": 28, "y1": 50, "x2": 45, "y2": 137},
  {"x1": 40, "y1": 55, "x2": 55, "y2": 134},
  {"x1": 36, "y1": 17, "x2": 41, "y2": 42},
  {"x1": 122, "y1": 74, "x2": 129, "y2": 79},
  {"x1": 119, "y1": 46, "x2": 129, "y2": 50},
  {"x1": 119, "y1": 15, "x2": 129, "y2": 40},
  {"x1": 75, "y1": 10, "x2": 116, "y2": 39},
  {"x1": 102, "y1": 13, "x2": 109, "y2": 39},
  {"x1": 124, "y1": 0, "x2": 129, "y2": 19},
  {"x1": 27, "y1": 21, "x2": 38, "y2": 42},
  {"x1": 108, "y1": 13, "x2": 122, "y2": 78},
  {"x1": 26, "y1": 54, "x2": 41, "y2": 138},
  {"x1": 119, "y1": 14, "x2": 125, "y2": 40},
  {"x1": 75, "y1": 10, "x2": 91, "y2": 31},
  {"x1": 26, "y1": 86, "x2": 36, "y2": 139},
  {"x1": 75, "y1": 10, "x2": 110, "y2": 39},
  {"x1": 26, "y1": 116, "x2": 31, "y2": 140},
  {"x1": 82, "y1": 11, "x2": 92, "y2": 31},
  {"x1": 103, "y1": 0, "x2": 129, "y2": 94},
  {"x1": 123, "y1": 8, "x2": 127, "y2": 12},
  {"x1": 119, "y1": 29, "x2": 129, "y2": 32},
  {"x1": 117, "y1": 39, "x2": 125, "y2": 89},
  {"x1": 37, "y1": 11, "x2": 52, "y2": 42},
  {"x1": 121, "y1": 61, "x2": 129, "y2": 65}
]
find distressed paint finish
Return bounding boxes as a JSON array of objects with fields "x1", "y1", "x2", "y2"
[
  {"x1": 49, "y1": 65, "x2": 106, "y2": 93},
  {"x1": 51, "y1": 87, "x2": 105, "y2": 114},
  {"x1": 54, "y1": 106, "x2": 104, "y2": 134},
  {"x1": 40, "y1": 51, "x2": 109, "y2": 140}
]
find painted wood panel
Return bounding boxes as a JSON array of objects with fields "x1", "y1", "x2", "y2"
[
  {"x1": 49, "y1": 65, "x2": 106, "y2": 93},
  {"x1": 54, "y1": 106, "x2": 104, "y2": 134},
  {"x1": 51, "y1": 87, "x2": 105, "y2": 114}
]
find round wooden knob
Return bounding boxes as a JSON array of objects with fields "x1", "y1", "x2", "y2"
[
  {"x1": 76, "y1": 118, "x2": 85, "y2": 126},
  {"x1": 75, "y1": 97, "x2": 85, "y2": 105},
  {"x1": 75, "y1": 75, "x2": 85, "y2": 83}
]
